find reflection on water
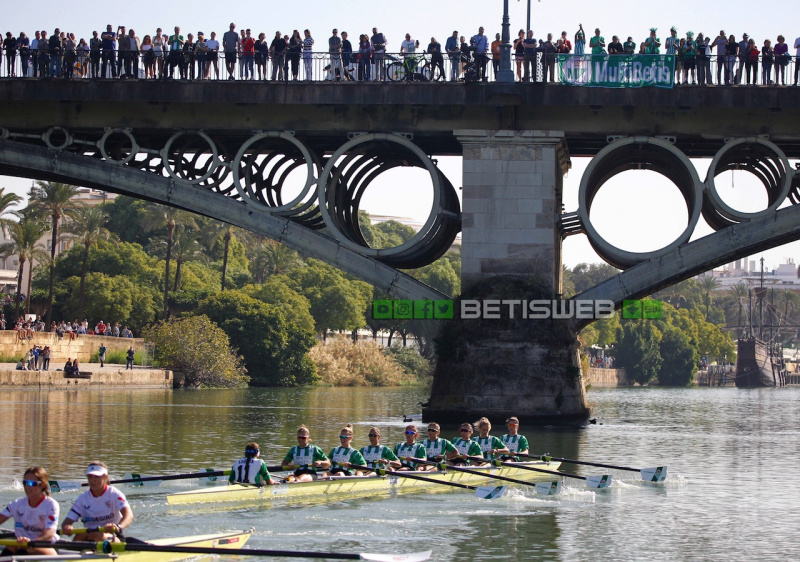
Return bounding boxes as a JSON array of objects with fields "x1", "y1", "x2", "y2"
[{"x1": 0, "y1": 386, "x2": 798, "y2": 560}]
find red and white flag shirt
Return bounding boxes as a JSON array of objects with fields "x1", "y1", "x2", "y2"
[
  {"x1": 0, "y1": 496, "x2": 60, "y2": 541},
  {"x1": 66, "y1": 485, "x2": 129, "y2": 527}
]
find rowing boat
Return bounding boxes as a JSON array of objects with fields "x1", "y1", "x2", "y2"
[
  {"x1": 0, "y1": 530, "x2": 252, "y2": 562},
  {"x1": 166, "y1": 460, "x2": 563, "y2": 505}
]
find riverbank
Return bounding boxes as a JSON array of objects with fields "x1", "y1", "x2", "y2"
[{"x1": 0, "y1": 362, "x2": 173, "y2": 388}]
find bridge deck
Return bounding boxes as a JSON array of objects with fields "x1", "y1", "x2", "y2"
[{"x1": 1, "y1": 80, "x2": 799, "y2": 157}]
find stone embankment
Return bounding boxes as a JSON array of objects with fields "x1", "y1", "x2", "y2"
[{"x1": 586, "y1": 367, "x2": 629, "y2": 387}]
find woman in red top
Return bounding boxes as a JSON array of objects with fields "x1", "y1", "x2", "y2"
[{"x1": 242, "y1": 30, "x2": 255, "y2": 80}]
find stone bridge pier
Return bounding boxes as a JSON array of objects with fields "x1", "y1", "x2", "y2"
[{"x1": 423, "y1": 130, "x2": 591, "y2": 427}]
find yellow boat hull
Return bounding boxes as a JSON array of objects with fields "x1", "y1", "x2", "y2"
[{"x1": 166, "y1": 462, "x2": 563, "y2": 505}]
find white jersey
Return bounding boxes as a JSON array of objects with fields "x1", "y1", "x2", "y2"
[
  {"x1": 66, "y1": 485, "x2": 129, "y2": 527},
  {"x1": 1, "y1": 496, "x2": 59, "y2": 541}
]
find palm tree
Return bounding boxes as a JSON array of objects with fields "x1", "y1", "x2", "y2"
[
  {"x1": 199, "y1": 221, "x2": 238, "y2": 291},
  {"x1": 141, "y1": 205, "x2": 198, "y2": 319},
  {"x1": 697, "y1": 274, "x2": 722, "y2": 321},
  {"x1": 169, "y1": 226, "x2": 203, "y2": 291},
  {"x1": 0, "y1": 187, "x2": 23, "y2": 230},
  {"x1": 62, "y1": 205, "x2": 117, "y2": 320},
  {"x1": 730, "y1": 282, "x2": 749, "y2": 328},
  {"x1": 250, "y1": 240, "x2": 303, "y2": 283},
  {"x1": 0, "y1": 212, "x2": 49, "y2": 316},
  {"x1": 28, "y1": 181, "x2": 81, "y2": 326}
]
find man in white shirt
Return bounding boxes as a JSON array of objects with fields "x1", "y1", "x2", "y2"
[
  {"x1": 712, "y1": 30, "x2": 728, "y2": 85},
  {"x1": 794, "y1": 36, "x2": 800, "y2": 85},
  {"x1": 400, "y1": 33, "x2": 416, "y2": 81}
]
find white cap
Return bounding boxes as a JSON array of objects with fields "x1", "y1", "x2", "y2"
[{"x1": 86, "y1": 464, "x2": 108, "y2": 476}]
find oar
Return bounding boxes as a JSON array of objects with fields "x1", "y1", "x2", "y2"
[
  {"x1": 463, "y1": 456, "x2": 612, "y2": 491},
  {"x1": 349, "y1": 464, "x2": 507, "y2": 500},
  {"x1": 412, "y1": 459, "x2": 565, "y2": 494},
  {"x1": 0, "y1": 540, "x2": 432, "y2": 561},
  {"x1": 49, "y1": 480, "x2": 82, "y2": 493},
  {"x1": 516, "y1": 453, "x2": 668, "y2": 483},
  {"x1": 85, "y1": 469, "x2": 232, "y2": 486}
]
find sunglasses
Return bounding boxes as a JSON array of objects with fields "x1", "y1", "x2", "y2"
[
  {"x1": 297, "y1": 435, "x2": 309, "y2": 439},
  {"x1": 368, "y1": 433, "x2": 379, "y2": 437},
  {"x1": 405, "y1": 431, "x2": 417, "y2": 435},
  {"x1": 427, "y1": 429, "x2": 438, "y2": 432},
  {"x1": 507, "y1": 423, "x2": 518, "y2": 427},
  {"x1": 339, "y1": 435, "x2": 351, "y2": 439},
  {"x1": 23, "y1": 480, "x2": 40, "y2": 487},
  {"x1": 460, "y1": 428, "x2": 471, "y2": 432}
]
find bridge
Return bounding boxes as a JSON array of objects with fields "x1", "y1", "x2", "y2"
[{"x1": 1, "y1": 80, "x2": 799, "y2": 425}]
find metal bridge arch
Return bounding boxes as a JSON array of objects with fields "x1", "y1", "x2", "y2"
[{"x1": 0, "y1": 138, "x2": 446, "y2": 301}]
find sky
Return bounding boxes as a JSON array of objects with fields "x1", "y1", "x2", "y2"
[{"x1": 2, "y1": 1, "x2": 799, "y2": 270}]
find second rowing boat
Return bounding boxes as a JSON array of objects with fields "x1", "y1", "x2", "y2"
[{"x1": 166, "y1": 460, "x2": 563, "y2": 505}]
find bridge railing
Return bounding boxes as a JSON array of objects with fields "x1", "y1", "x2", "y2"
[{"x1": 0, "y1": 50, "x2": 795, "y2": 86}]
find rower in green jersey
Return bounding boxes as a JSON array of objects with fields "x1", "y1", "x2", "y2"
[
  {"x1": 500, "y1": 416, "x2": 530, "y2": 461},
  {"x1": 282, "y1": 424, "x2": 331, "y2": 482},
  {"x1": 360, "y1": 426, "x2": 400, "y2": 471},
  {"x1": 473, "y1": 417, "x2": 509, "y2": 460},
  {"x1": 422, "y1": 422, "x2": 458, "y2": 469},
  {"x1": 229, "y1": 442, "x2": 278, "y2": 486},
  {"x1": 449, "y1": 422, "x2": 484, "y2": 466},
  {"x1": 327, "y1": 424, "x2": 367, "y2": 476},
  {"x1": 393, "y1": 424, "x2": 428, "y2": 471}
]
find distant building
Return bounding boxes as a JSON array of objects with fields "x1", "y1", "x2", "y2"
[{"x1": 700, "y1": 258, "x2": 800, "y2": 294}]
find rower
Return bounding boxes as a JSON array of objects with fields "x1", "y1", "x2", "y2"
[
  {"x1": 360, "y1": 426, "x2": 401, "y2": 472},
  {"x1": 473, "y1": 417, "x2": 509, "y2": 460},
  {"x1": 421, "y1": 423, "x2": 458, "y2": 468},
  {"x1": 449, "y1": 422, "x2": 484, "y2": 465},
  {"x1": 500, "y1": 416, "x2": 530, "y2": 461},
  {"x1": 61, "y1": 461, "x2": 133, "y2": 542},
  {"x1": 326, "y1": 424, "x2": 367, "y2": 476},
  {"x1": 0, "y1": 467, "x2": 59, "y2": 557},
  {"x1": 230, "y1": 442, "x2": 278, "y2": 486},
  {"x1": 281, "y1": 425, "x2": 330, "y2": 482},
  {"x1": 393, "y1": 424, "x2": 428, "y2": 471}
]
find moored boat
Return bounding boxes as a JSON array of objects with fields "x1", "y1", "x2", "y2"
[
  {"x1": 735, "y1": 336, "x2": 786, "y2": 388},
  {"x1": 166, "y1": 461, "x2": 562, "y2": 505}
]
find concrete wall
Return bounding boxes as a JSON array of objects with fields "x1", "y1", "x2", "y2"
[
  {"x1": 586, "y1": 367, "x2": 629, "y2": 387},
  {"x1": 0, "y1": 368, "x2": 172, "y2": 388},
  {"x1": 0, "y1": 332, "x2": 144, "y2": 365}
]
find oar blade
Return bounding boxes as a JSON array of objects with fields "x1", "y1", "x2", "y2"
[
  {"x1": 640, "y1": 466, "x2": 667, "y2": 483},
  {"x1": 50, "y1": 480, "x2": 81, "y2": 493},
  {"x1": 360, "y1": 550, "x2": 432, "y2": 562},
  {"x1": 202, "y1": 468, "x2": 219, "y2": 482},
  {"x1": 586, "y1": 475, "x2": 612, "y2": 489},
  {"x1": 535, "y1": 481, "x2": 562, "y2": 495},
  {"x1": 475, "y1": 485, "x2": 508, "y2": 500}
]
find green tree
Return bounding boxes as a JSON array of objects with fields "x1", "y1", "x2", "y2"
[
  {"x1": 250, "y1": 240, "x2": 303, "y2": 282},
  {"x1": 0, "y1": 187, "x2": 23, "y2": 229},
  {"x1": 196, "y1": 291, "x2": 317, "y2": 386},
  {"x1": 28, "y1": 181, "x2": 81, "y2": 325},
  {"x1": 697, "y1": 275, "x2": 722, "y2": 321},
  {"x1": 61, "y1": 205, "x2": 116, "y2": 320},
  {"x1": 657, "y1": 326, "x2": 698, "y2": 386},
  {"x1": 615, "y1": 321, "x2": 663, "y2": 385},
  {"x1": 730, "y1": 282, "x2": 748, "y2": 328},
  {"x1": 105, "y1": 196, "x2": 149, "y2": 245},
  {"x1": 143, "y1": 315, "x2": 249, "y2": 388},
  {"x1": 0, "y1": 212, "x2": 49, "y2": 315},
  {"x1": 141, "y1": 206, "x2": 198, "y2": 319},
  {"x1": 240, "y1": 276, "x2": 315, "y2": 334},
  {"x1": 411, "y1": 258, "x2": 460, "y2": 296},
  {"x1": 568, "y1": 263, "x2": 620, "y2": 294}
]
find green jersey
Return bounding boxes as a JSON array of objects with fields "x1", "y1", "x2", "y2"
[
  {"x1": 328, "y1": 446, "x2": 367, "y2": 470},
  {"x1": 450, "y1": 437, "x2": 482, "y2": 458},
  {"x1": 283, "y1": 445, "x2": 328, "y2": 468},
  {"x1": 501, "y1": 434, "x2": 530, "y2": 459},
  {"x1": 590, "y1": 36, "x2": 605, "y2": 55},
  {"x1": 474, "y1": 435, "x2": 506, "y2": 459},
  {"x1": 422, "y1": 438, "x2": 456, "y2": 461},
  {"x1": 393, "y1": 442, "x2": 426, "y2": 469},
  {"x1": 229, "y1": 457, "x2": 272, "y2": 485},
  {"x1": 360, "y1": 445, "x2": 399, "y2": 469}
]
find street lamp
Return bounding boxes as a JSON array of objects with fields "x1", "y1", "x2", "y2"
[{"x1": 496, "y1": 0, "x2": 515, "y2": 82}]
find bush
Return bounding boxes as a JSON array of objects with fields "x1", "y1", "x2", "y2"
[
  {"x1": 308, "y1": 337, "x2": 416, "y2": 386},
  {"x1": 384, "y1": 344, "x2": 433, "y2": 383}
]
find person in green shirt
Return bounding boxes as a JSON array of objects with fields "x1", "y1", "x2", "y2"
[
  {"x1": 450, "y1": 422, "x2": 484, "y2": 466},
  {"x1": 645, "y1": 28, "x2": 661, "y2": 54},
  {"x1": 360, "y1": 426, "x2": 400, "y2": 471},
  {"x1": 422, "y1": 422, "x2": 458, "y2": 468},
  {"x1": 229, "y1": 442, "x2": 278, "y2": 486},
  {"x1": 282, "y1": 424, "x2": 330, "y2": 482},
  {"x1": 589, "y1": 28, "x2": 605, "y2": 56},
  {"x1": 327, "y1": 424, "x2": 367, "y2": 476},
  {"x1": 98, "y1": 344, "x2": 107, "y2": 368},
  {"x1": 500, "y1": 416, "x2": 530, "y2": 461},
  {"x1": 393, "y1": 424, "x2": 428, "y2": 471},
  {"x1": 473, "y1": 417, "x2": 509, "y2": 460}
]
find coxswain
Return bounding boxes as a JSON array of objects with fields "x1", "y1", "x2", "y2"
[
  {"x1": 281, "y1": 425, "x2": 330, "y2": 482},
  {"x1": 359, "y1": 426, "x2": 401, "y2": 472},
  {"x1": 61, "y1": 461, "x2": 133, "y2": 542},
  {"x1": 500, "y1": 416, "x2": 530, "y2": 461},
  {"x1": 0, "y1": 467, "x2": 59, "y2": 556},
  {"x1": 326, "y1": 424, "x2": 367, "y2": 476},
  {"x1": 473, "y1": 417, "x2": 509, "y2": 460},
  {"x1": 393, "y1": 424, "x2": 428, "y2": 471},
  {"x1": 229, "y1": 442, "x2": 278, "y2": 486},
  {"x1": 449, "y1": 422, "x2": 484, "y2": 465},
  {"x1": 421, "y1": 422, "x2": 458, "y2": 468}
]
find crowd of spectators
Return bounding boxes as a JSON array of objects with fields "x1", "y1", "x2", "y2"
[
  {"x1": 1, "y1": 313, "x2": 134, "y2": 339},
  {"x1": 0, "y1": 22, "x2": 799, "y2": 85}
]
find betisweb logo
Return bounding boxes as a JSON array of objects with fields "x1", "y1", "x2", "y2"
[{"x1": 461, "y1": 299, "x2": 615, "y2": 320}]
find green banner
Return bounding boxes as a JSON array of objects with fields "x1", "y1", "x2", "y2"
[{"x1": 557, "y1": 54, "x2": 675, "y2": 88}]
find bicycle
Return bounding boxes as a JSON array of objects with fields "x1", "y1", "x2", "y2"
[{"x1": 386, "y1": 53, "x2": 433, "y2": 82}]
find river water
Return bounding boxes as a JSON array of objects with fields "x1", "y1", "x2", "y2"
[{"x1": 1, "y1": 385, "x2": 798, "y2": 561}]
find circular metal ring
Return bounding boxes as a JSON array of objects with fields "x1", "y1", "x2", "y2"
[
  {"x1": 98, "y1": 128, "x2": 139, "y2": 165},
  {"x1": 161, "y1": 131, "x2": 220, "y2": 184},
  {"x1": 578, "y1": 136, "x2": 703, "y2": 269},
  {"x1": 316, "y1": 133, "x2": 448, "y2": 260},
  {"x1": 0, "y1": 127, "x2": 9, "y2": 140},
  {"x1": 42, "y1": 127, "x2": 73, "y2": 151},
  {"x1": 703, "y1": 137, "x2": 791, "y2": 227},
  {"x1": 232, "y1": 131, "x2": 318, "y2": 214}
]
